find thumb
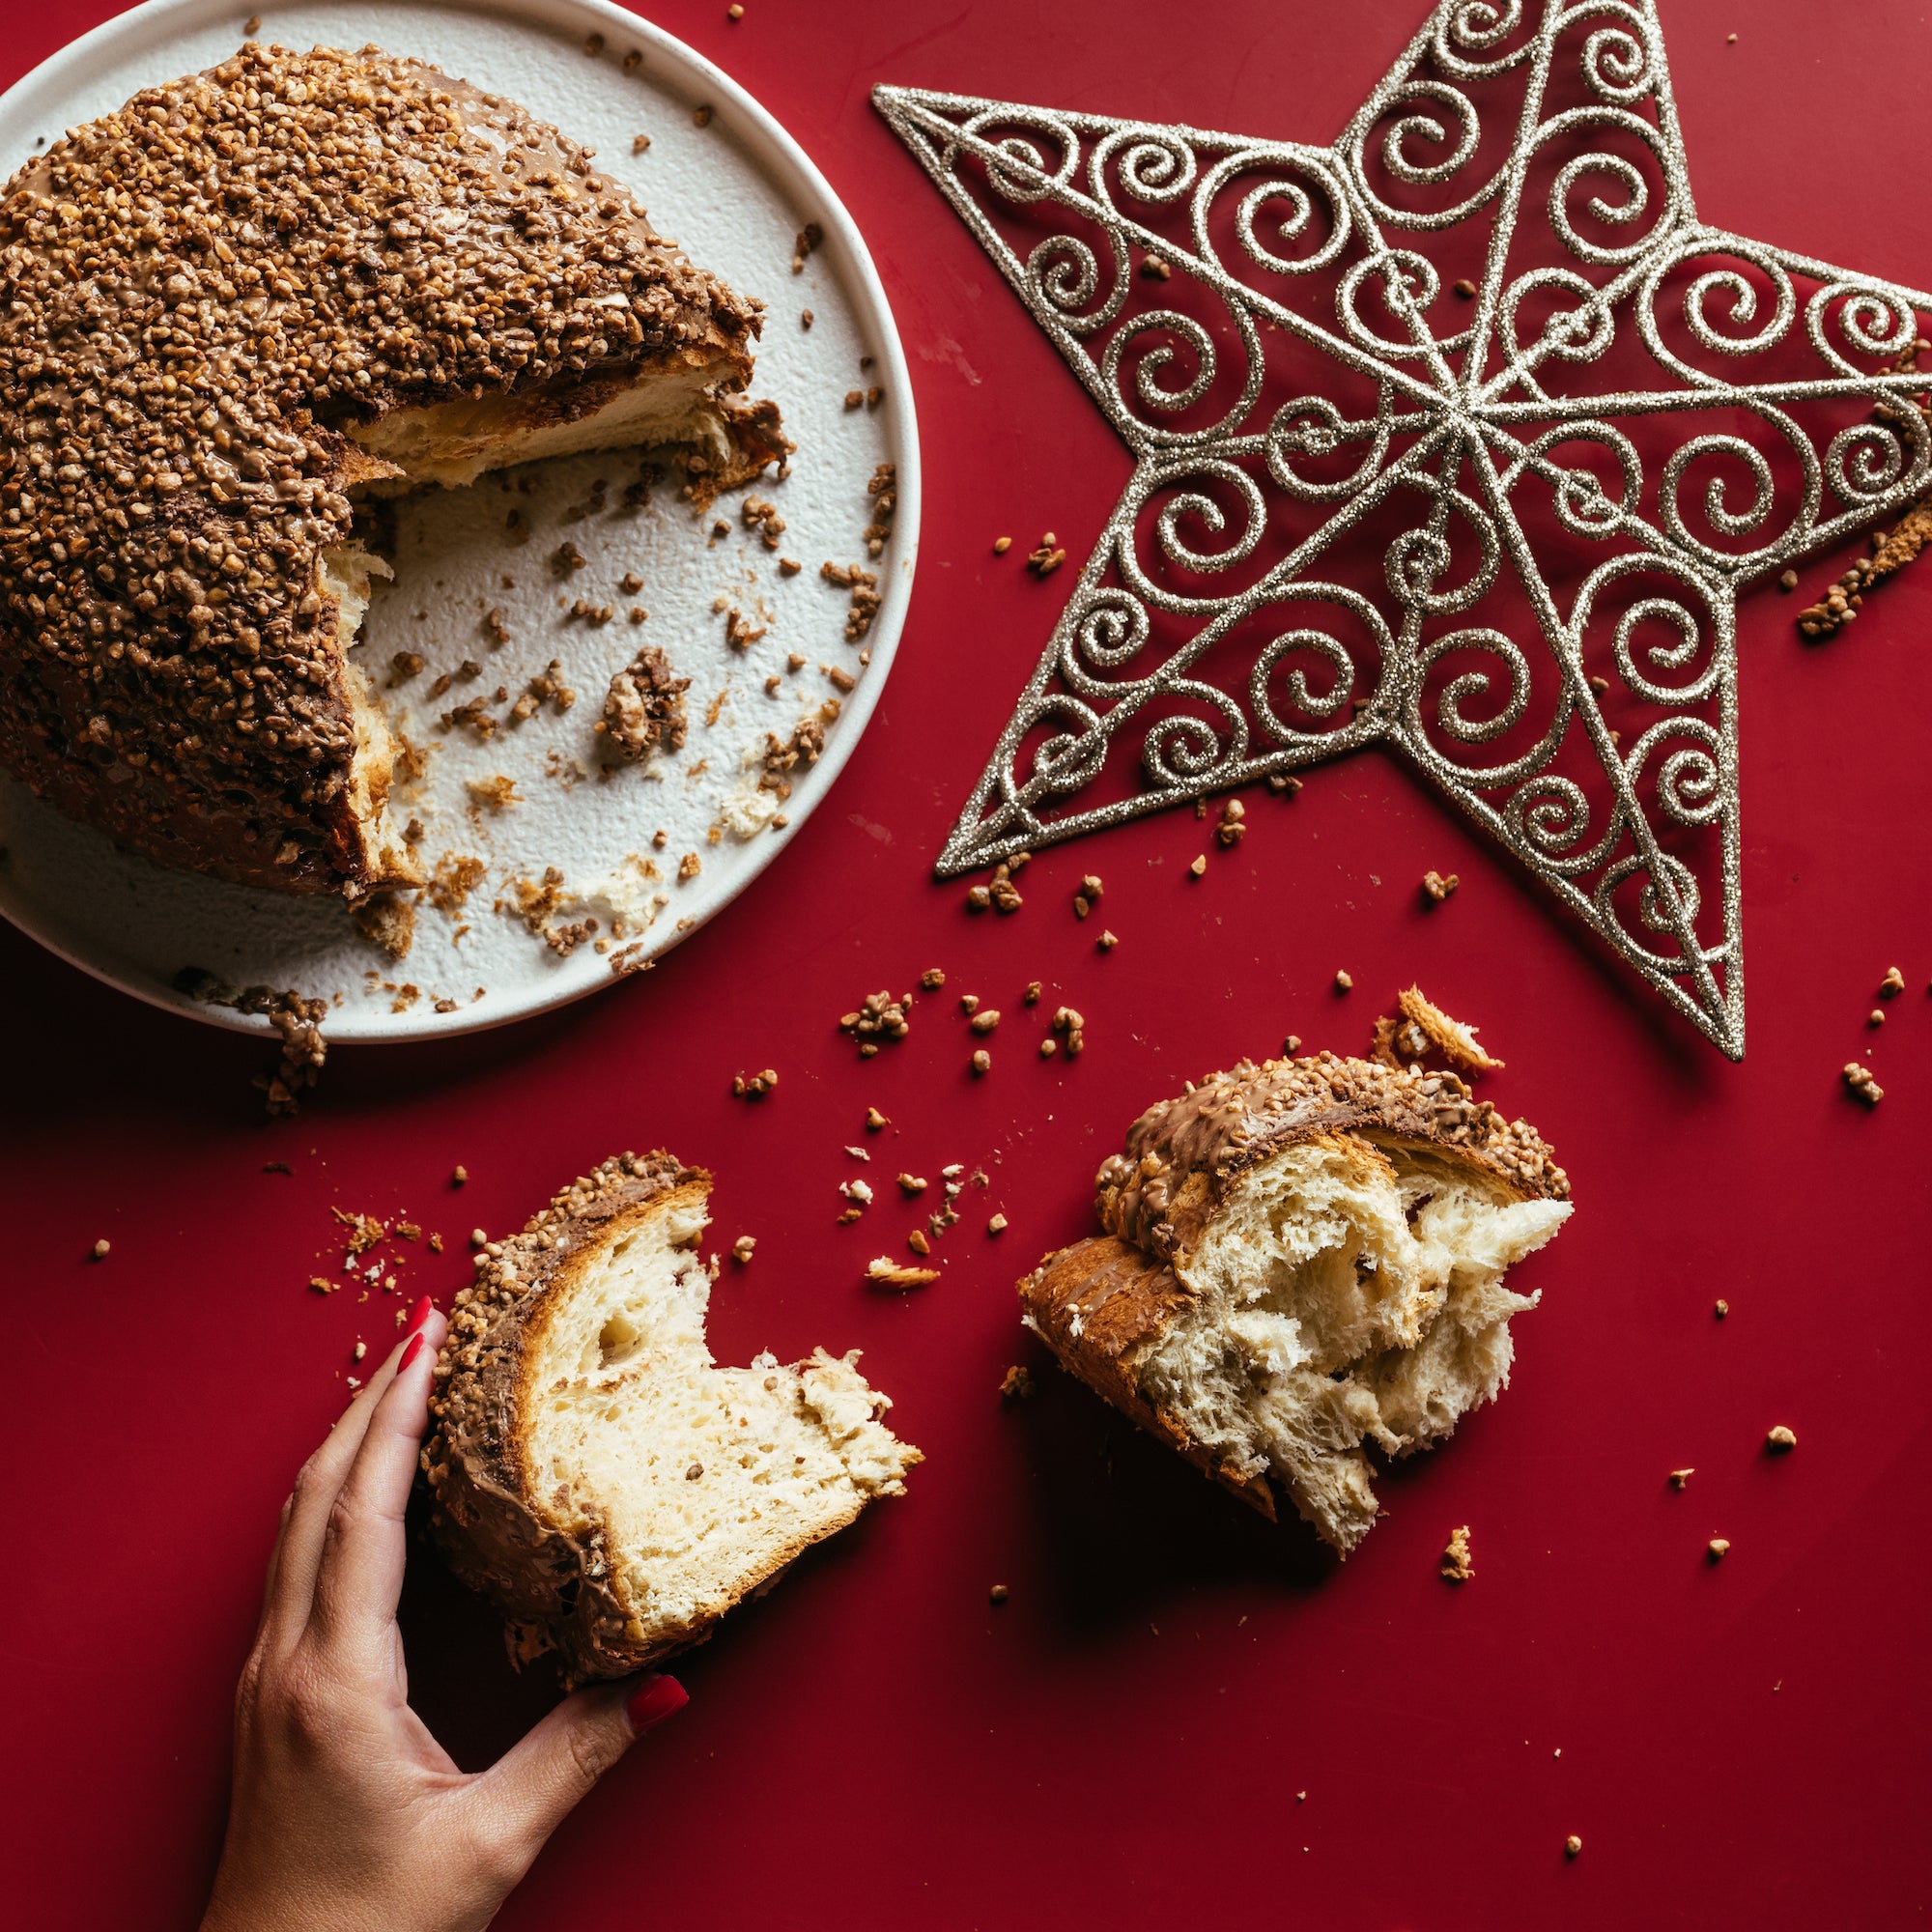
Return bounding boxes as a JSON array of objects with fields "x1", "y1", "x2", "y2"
[{"x1": 472, "y1": 1673, "x2": 689, "y2": 1864}]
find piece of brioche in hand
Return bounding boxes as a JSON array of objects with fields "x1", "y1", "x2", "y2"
[
  {"x1": 425, "y1": 1152, "x2": 918, "y2": 1681},
  {"x1": 1019, "y1": 1053, "x2": 1570, "y2": 1554}
]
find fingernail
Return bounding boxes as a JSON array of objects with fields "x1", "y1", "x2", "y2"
[
  {"x1": 399, "y1": 1331, "x2": 426, "y2": 1373},
  {"x1": 626, "y1": 1673, "x2": 688, "y2": 1735},
  {"x1": 407, "y1": 1294, "x2": 434, "y2": 1337}
]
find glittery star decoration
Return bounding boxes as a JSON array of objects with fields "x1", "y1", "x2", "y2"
[{"x1": 876, "y1": 0, "x2": 1932, "y2": 1058}]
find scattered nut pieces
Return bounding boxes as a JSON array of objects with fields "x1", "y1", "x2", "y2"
[
  {"x1": 920, "y1": 967, "x2": 946, "y2": 990},
  {"x1": 1668, "y1": 1468, "x2": 1694, "y2": 1490},
  {"x1": 1715, "y1": 1298, "x2": 1729, "y2": 1319},
  {"x1": 896, "y1": 1173, "x2": 928, "y2": 1196},
  {"x1": 1039, "y1": 1037, "x2": 1059, "y2": 1059},
  {"x1": 907, "y1": 1229, "x2": 932, "y2": 1257},
  {"x1": 867, "y1": 1257, "x2": 940, "y2": 1289},
  {"x1": 1564, "y1": 1835, "x2": 1582, "y2": 1861},
  {"x1": 1843, "y1": 1061, "x2": 1884, "y2": 1104},
  {"x1": 971, "y1": 1048, "x2": 991, "y2": 1075},
  {"x1": 1707, "y1": 1538, "x2": 1731, "y2": 1559},
  {"x1": 1334, "y1": 969, "x2": 1352, "y2": 992},
  {"x1": 987, "y1": 1212, "x2": 1009, "y2": 1235},
  {"x1": 1422, "y1": 868, "x2": 1460, "y2": 903},
  {"x1": 1879, "y1": 966, "x2": 1905, "y2": 999},
  {"x1": 999, "y1": 1364, "x2": 1034, "y2": 1401},
  {"x1": 1097, "y1": 928, "x2": 1119, "y2": 951},
  {"x1": 1215, "y1": 799, "x2": 1246, "y2": 848},
  {"x1": 1766, "y1": 1425, "x2": 1797, "y2": 1452},
  {"x1": 730, "y1": 1236, "x2": 756, "y2": 1264},
  {"x1": 988, "y1": 1583, "x2": 1010, "y2": 1604},
  {"x1": 90, "y1": 1237, "x2": 110, "y2": 1261},
  {"x1": 1026, "y1": 531, "x2": 1065, "y2": 575},
  {"x1": 865, "y1": 1106, "x2": 890, "y2": 1131},
  {"x1": 1797, "y1": 485, "x2": 1932, "y2": 638},
  {"x1": 1440, "y1": 1523, "x2": 1473, "y2": 1584},
  {"x1": 1188, "y1": 854, "x2": 1208, "y2": 878},
  {"x1": 969, "y1": 1009, "x2": 1001, "y2": 1034},
  {"x1": 731, "y1": 1067, "x2": 779, "y2": 1098}
]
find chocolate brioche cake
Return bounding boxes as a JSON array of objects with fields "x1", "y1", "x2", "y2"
[
  {"x1": 424, "y1": 1151, "x2": 919, "y2": 1683},
  {"x1": 0, "y1": 44, "x2": 783, "y2": 895},
  {"x1": 1019, "y1": 1053, "x2": 1572, "y2": 1553}
]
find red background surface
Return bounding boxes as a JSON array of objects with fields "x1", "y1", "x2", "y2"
[{"x1": 3, "y1": 2, "x2": 1929, "y2": 1926}]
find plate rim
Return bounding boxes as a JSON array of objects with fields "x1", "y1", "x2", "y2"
[{"x1": 0, "y1": 0, "x2": 922, "y2": 1044}]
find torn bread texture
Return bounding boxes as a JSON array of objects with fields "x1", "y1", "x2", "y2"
[
  {"x1": 0, "y1": 45, "x2": 780, "y2": 897},
  {"x1": 425, "y1": 1151, "x2": 918, "y2": 1681},
  {"x1": 1373, "y1": 984, "x2": 1502, "y2": 1076},
  {"x1": 1019, "y1": 1053, "x2": 1570, "y2": 1554}
]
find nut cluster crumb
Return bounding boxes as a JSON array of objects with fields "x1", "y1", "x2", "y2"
[
  {"x1": 177, "y1": 972, "x2": 330, "y2": 1116},
  {"x1": 966, "y1": 851, "x2": 1027, "y2": 912},
  {"x1": 1026, "y1": 530, "x2": 1065, "y2": 576},
  {"x1": 760, "y1": 713, "x2": 829, "y2": 800},
  {"x1": 840, "y1": 989, "x2": 912, "y2": 1056},
  {"x1": 1843, "y1": 1061, "x2": 1884, "y2": 1104},
  {"x1": 999, "y1": 1364, "x2": 1034, "y2": 1402},
  {"x1": 1440, "y1": 1523, "x2": 1473, "y2": 1584},
  {"x1": 603, "y1": 653, "x2": 696, "y2": 765},
  {"x1": 730, "y1": 1066, "x2": 778, "y2": 1098},
  {"x1": 1422, "y1": 868, "x2": 1459, "y2": 902}
]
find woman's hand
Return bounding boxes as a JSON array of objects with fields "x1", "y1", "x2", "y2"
[{"x1": 201, "y1": 1299, "x2": 685, "y2": 1932}]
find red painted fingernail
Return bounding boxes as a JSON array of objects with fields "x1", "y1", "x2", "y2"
[
  {"x1": 407, "y1": 1294, "x2": 434, "y2": 1336},
  {"x1": 399, "y1": 1331, "x2": 426, "y2": 1373},
  {"x1": 626, "y1": 1674, "x2": 688, "y2": 1735}
]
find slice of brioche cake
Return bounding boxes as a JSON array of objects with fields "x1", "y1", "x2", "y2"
[{"x1": 425, "y1": 1151, "x2": 917, "y2": 1680}]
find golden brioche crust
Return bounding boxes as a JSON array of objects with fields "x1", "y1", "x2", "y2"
[
  {"x1": 423, "y1": 1151, "x2": 704, "y2": 1681},
  {"x1": 0, "y1": 44, "x2": 766, "y2": 894},
  {"x1": 1093, "y1": 1049, "x2": 1568, "y2": 1265}
]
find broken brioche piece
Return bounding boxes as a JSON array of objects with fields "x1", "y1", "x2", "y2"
[
  {"x1": 1019, "y1": 1053, "x2": 1570, "y2": 1554},
  {"x1": 425, "y1": 1151, "x2": 918, "y2": 1681}
]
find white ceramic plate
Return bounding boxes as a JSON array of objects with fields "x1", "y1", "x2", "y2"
[{"x1": 0, "y1": 0, "x2": 918, "y2": 1040}]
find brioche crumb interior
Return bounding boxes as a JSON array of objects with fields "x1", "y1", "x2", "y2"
[
  {"x1": 1133, "y1": 1136, "x2": 1571, "y2": 1552},
  {"x1": 523, "y1": 1195, "x2": 917, "y2": 1649}
]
